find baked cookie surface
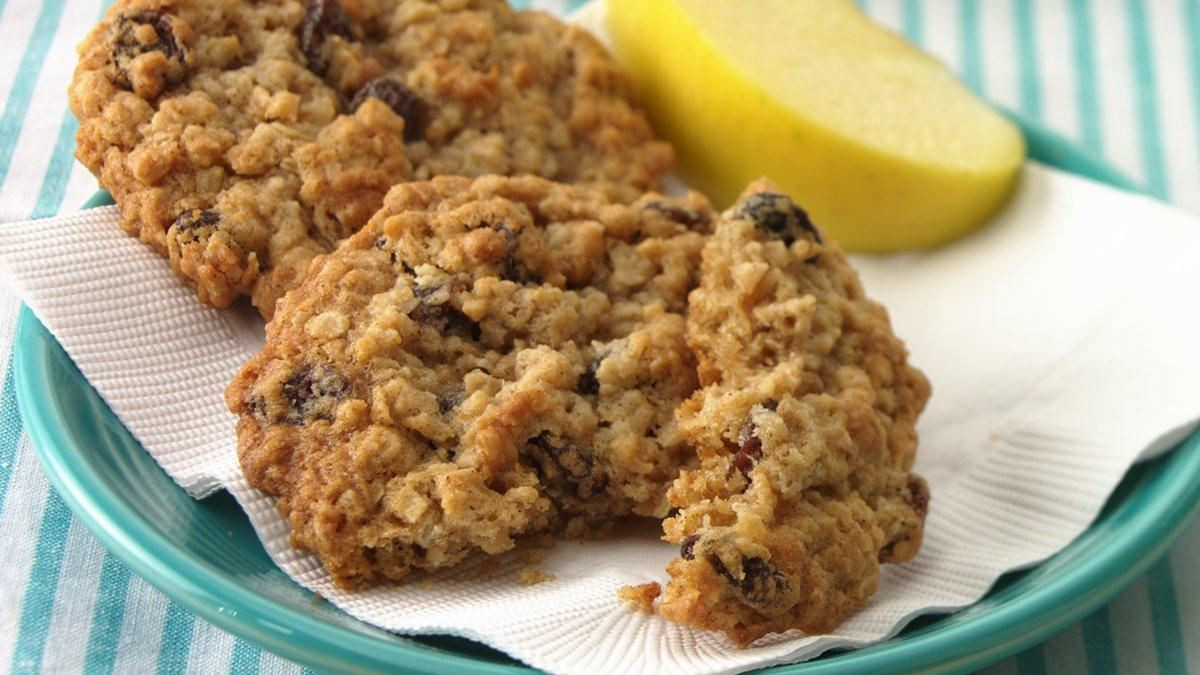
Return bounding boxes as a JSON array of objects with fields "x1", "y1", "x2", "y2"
[
  {"x1": 70, "y1": 0, "x2": 673, "y2": 317},
  {"x1": 226, "y1": 175, "x2": 711, "y2": 587},
  {"x1": 655, "y1": 180, "x2": 930, "y2": 646}
]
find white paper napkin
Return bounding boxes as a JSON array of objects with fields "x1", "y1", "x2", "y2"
[{"x1": 1, "y1": 161, "x2": 1198, "y2": 675}]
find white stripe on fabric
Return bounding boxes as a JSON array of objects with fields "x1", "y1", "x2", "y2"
[
  {"x1": 0, "y1": 436, "x2": 52, "y2": 669},
  {"x1": 0, "y1": 287, "x2": 24, "y2": 352},
  {"x1": 183, "y1": 620, "x2": 235, "y2": 674},
  {"x1": 62, "y1": 160, "x2": 100, "y2": 214},
  {"x1": 112, "y1": 576, "x2": 169, "y2": 673},
  {"x1": 1091, "y1": 0, "x2": 1146, "y2": 183},
  {"x1": 1107, "y1": 578, "x2": 1161, "y2": 673},
  {"x1": 1144, "y1": 0, "x2": 1200, "y2": 212},
  {"x1": 1032, "y1": 0, "x2": 1082, "y2": 138},
  {"x1": 39, "y1": 518, "x2": 109, "y2": 673},
  {"x1": 863, "y1": 0, "x2": 905, "y2": 34},
  {"x1": 528, "y1": 0, "x2": 569, "y2": 14},
  {"x1": 1170, "y1": 519, "x2": 1200, "y2": 671},
  {"x1": 0, "y1": 0, "x2": 100, "y2": 220},
  {"x1": 917, "y1": 1, "x2": 963, "y2": 75},
  {"x1": 978, "y1": 0, "x2": 1022, "y2": 111}
]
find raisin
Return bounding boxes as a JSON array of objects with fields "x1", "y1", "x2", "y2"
[
  {"x1": 643, "y1": 201, "x2": 709, "y2": 227},
  {"x1": 170, "y1": 209, "x2": 220, "y2": 236},
  {"x1": 438, "y1": 387, "x2": 464, "y2": 413},
  {"x1": 114, "y1": 10, "x2": 183, "y2": 60},
  {"x1": 409, "y1": 301, "x2": 479, "y2": 339},
  {"x1": 526, "y1": 433, "x2": 607, "y2": 501},
  {"x1": 708, "y1": 554, "x2": 796, "y2": 614},
  {"x1": 908, "y1": 474, "x2": 930, "y2": 520},
  {"x1": 737, "y1": 557, "x2": 795, "y2": 611},
  {"x1": 680, "y1": 534, "x2": 700, "y2": 560},
  {"x1": 110, "y1": 10, "x2": 188, "y2": 88},
  {"x1": 493, "y1": 224, "x2": 536, "y2": 283},
  {"x1": 248, "y1": 394, "x2": 268, "y2": 420},
  {"x1": 299, "y1": 0, "x2": 352, "y2": 75},
  {"x1": 280, "y1": 365, "x2": 346, "y2": 423},
  {"x1": 729, "y1": 420, "x2": 762, "y2": 480},
  {"x1": 409, "y1": 284, "x2": 481, "y2": 340},
  {"x1": 736, "y1": 192, "x2": 822, "y2": 251},
  {"x1": 577, "y1": 357, "x2": 602, "y2": 396},
  {"x1": 727, "y1": 401, "x2": 778, "y2": 480},
  {"x1": 350, "y1": 78, "x2": 428, "y2": 142}
]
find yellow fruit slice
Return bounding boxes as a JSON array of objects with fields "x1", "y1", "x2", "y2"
[{"x1": 606, "y1": 0, "x2": 1025, "y2": 251}]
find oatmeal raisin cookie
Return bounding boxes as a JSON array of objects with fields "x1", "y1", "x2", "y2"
[
  {"x1": 226, "y1": 175, "x2": 711, "y2": 586},
  {"x1": 70, "y1": 0, "x2": 673, "y2": 317}
]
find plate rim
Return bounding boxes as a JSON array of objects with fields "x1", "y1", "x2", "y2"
[{"x1": 15, "y1": 116, "x2": 1200, "y2": 674}]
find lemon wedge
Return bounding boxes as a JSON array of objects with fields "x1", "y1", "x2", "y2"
[{"x1": 607, "y1": 0, "x2": 1025, "y2": 251}]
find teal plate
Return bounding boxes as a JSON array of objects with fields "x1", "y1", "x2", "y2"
[{"x1": 15, "y1": 118, "x2": 1200, "y2": 674}]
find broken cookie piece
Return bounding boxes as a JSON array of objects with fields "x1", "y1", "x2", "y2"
[{"x1": 658, "y1": 179, "x2": 930, "y2": 646}]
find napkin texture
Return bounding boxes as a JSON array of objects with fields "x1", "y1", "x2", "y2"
[{"x1": 1, "y1": 162, "x2": 1198, "y2": 674}]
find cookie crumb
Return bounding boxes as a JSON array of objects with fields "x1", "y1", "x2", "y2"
[
  {"x1": 618, "y1": 582, "x2": 661, "y2": 614},
  {"x1": 517, "y1": 568, "x2": 556, "y2": 586},
  {"x1": 419, "y1": 579, "x2": 434, "y2": 590}
]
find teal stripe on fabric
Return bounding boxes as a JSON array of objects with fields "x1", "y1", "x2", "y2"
[
  {"x1": 563, "y1": 0, "x2": 590, "y2": 14},
  {"x1": 1013, "y1": 0, "x2": 1043, "y2": 118},
  {"x1": 1184, "y1": 0, "x2": 1200, "y2": 176},
  {"x1": 156, "y1": 602, "x2": 195, "y2": 674},
  {"x1": 0, "y1": 350, "x2": 22, "y2": 512},
  {"x1": 1068, "y1": 0, "x2": 1103, "y2": 151},
  {"x1": 901, "y1": 0, "x2": 923, "y2": 45},
  {"x1": 30, "y1": 112, "x2": 79, "y2": 219},
  {"x1": 1015, "y1": 646, "x2": 1048, "y2": 675},
  {"x1": 1124, "y1": 0, "x2": 1169, "y2": 198},
  {"x1": 1147, "y1": 558, "x2": 1189, "y2": 674},
  {"x1": 1081, "y1": 608, "x2": 1119, "y2": 675},
  {"x1": 82, "y1": 554, "x2": 133, "y2": 674},
  {"x1": 228, "y1": 639, "x2": 262, "y2": 675},
  {"x1": 0, "y1": 0, "x2": 68, "y2": 188},
  {"x1": 957, "y1": 0, "x2": 984, "y2": 93},
  {"x1": 9, "y1": 492, "x2": 73, "y2": 674}
]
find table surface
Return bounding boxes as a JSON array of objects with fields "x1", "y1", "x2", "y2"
[{"x1": 0, "y1": 0, "x2": 1196, "y2": 673}]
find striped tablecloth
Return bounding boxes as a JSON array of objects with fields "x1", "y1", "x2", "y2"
[{"x1": 0, "y1": 0, "x2": 1195, "y2": 672}]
